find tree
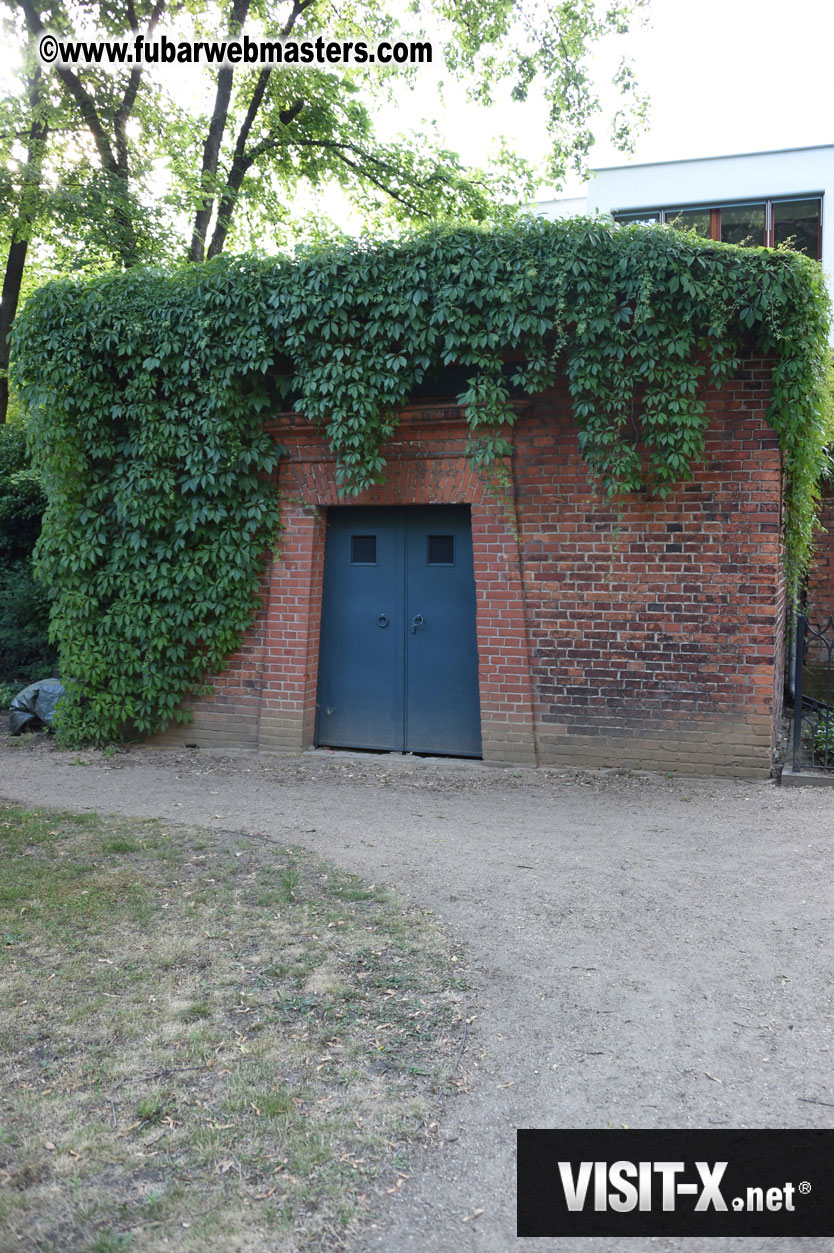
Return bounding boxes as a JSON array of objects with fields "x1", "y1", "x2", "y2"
[
  {"x1": 13, "y1": 0, "x2": 175, "y2": 268},
  {"x1": 1, "y1": 0, "x2": 648, "y2": 421},
  {"x1": 0, "y1": 58, "x2": 49, "y2": 425},
  {"x1": 183, "y1": 0, "x2": 649, "y2": 261},
  {"x1": 0, "y1": 0, "x2": 183, "y2": 419}
]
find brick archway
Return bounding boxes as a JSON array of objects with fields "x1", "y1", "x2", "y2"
[{"x1": 256, "y1": 408, "x2": 538, "y2": 764}]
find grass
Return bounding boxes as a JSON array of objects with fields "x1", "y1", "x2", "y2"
[{"x1": 0, "y1": 804, "x2": 469, "y2": 1251}]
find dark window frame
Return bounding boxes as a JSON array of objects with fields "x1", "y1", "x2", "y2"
[
  {"x1": 613, "y1": 196, "x2": 823, "y2": 259},
  {"x1": 427, "y1": 534, "x2": 456, "y2": 566},
  {"x1": 350, "y1": 534, "x2": 378, "y2": 565}
]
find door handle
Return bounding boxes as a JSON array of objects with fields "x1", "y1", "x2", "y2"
[
  {"x1": 411, "y1": 614, "x2": 424, "y2": 634},
  {"x1": 377, "y1": 613, "x2": 389, "y2": 628}
]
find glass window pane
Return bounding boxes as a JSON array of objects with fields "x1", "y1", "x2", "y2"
[
  {"x1": 720, "y1": 203, "x2": 766, "y2": 247},
  {"x1": 351, "y1": 535, "x2": 376, "y2": 564},
  {"x1": 773, "y1": 198, "x2": 821, "y2": 260},
  {"x1": 427, "y1": 535, "x2": 455, "y2": 565},
  {"x1": 614, "y1": 210, "x2": 661, "y2": 225},
  {"x1": 666, "y1": 208, "x2": 712, "y2": 238}
]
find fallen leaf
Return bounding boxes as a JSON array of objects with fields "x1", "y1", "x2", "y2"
[{"x1": 463, "y1": 1209, "x2": 484, "y2": 1222}]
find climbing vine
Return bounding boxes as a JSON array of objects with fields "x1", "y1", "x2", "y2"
[{"x1": 12, "y1": 217, "x2": 832, "y2": 744}]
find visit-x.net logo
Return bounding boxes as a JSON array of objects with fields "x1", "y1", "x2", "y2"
[{"x1": 517, "y1": 1130, "x2": 834, "y2": 1237}]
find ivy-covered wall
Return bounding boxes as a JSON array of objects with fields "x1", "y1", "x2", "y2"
[
  {"x1": 12, "y1": 218, "x2": 832, "y2": 747},
  {"x1": 151, "y1": 374, "x2": 785, "y2": 777}
]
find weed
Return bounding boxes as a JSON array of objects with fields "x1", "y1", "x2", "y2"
[
  {"x1": 62, "y1": 811, "x2": 100, "y2": 827},
  {"x1": 89, "y1": 1231, "x2": 132, "y2": 1252},
  {"x1": 280, "y1": 863, "x2": 301, "y2": 900},
  {"x1": 135, "y1": 1093, "x2": 167, "y2": 1125},
  {"x1": 258, "y1": 1087, "x2": 293, "y2": 1118},
  {"x1": 179, "y1": 1000, "x2": 212, "y2": 1022},
  {"x1": 100, "y1": 837, "x2": 138, "y2": 854}
]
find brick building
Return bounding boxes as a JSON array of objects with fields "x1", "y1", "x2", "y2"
[{"x1": 154, "y1": 359, "x2": 786, "y2": 779}]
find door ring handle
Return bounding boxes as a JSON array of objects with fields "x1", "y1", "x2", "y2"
[
  {"x1": 377, "y1": 613, "x2": 389, "y2": 628},
  {"x1": 411, "y1": 614, "x2": 424, "y2": 634}
]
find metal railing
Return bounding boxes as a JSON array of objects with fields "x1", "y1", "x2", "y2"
[{"x1": 792, "y1": 613, "x2": 834, "y2": 772}]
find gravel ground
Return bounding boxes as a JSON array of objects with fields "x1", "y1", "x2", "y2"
[{"x1": 1, "y1": 736, "x2": 833, "y2": 1253}]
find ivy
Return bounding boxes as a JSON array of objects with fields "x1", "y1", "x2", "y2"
[{"x1": 12, "y1": 217, "x2": 832, "y2": 745}]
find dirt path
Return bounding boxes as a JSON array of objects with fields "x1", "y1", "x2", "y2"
[{"x1": 2, "y1": 739, "x2": 833, "y2": 1252}]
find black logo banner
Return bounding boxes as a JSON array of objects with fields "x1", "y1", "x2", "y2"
[{"x1": 517, "y1": 1129, "x2": 834, "y2": 1237}]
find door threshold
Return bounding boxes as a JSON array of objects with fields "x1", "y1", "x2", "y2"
[{"x1": 309, "y1": 746, "x2": 485, "y2": 766}]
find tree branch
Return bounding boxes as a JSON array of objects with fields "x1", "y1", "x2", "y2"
[
  {"x1": 206, "y1": 99, "x2": 303, "y2": 258},
  {"x1": 248, "y1": 133, "x2": 436, "y2": 214},
  {"x1": 188, "y1": 0, "x2": 252, "y2": 262},
  {"x1": 191, "y1": 0, "x2": 315, "y2": 262},
  {"x1": 17, "y1": 0, "x2": 118, "y2": 174},
  {"x1": 114, "y1": 0, "x2": 166, "y2": 173}
]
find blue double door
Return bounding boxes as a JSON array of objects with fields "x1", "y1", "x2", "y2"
[{"x1": 316, "y1": 507, "x2": 482, "y2": 756}]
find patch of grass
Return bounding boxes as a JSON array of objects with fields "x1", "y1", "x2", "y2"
[
  {"x1": 90, "y1": 1229, "x2": 133, "y2": 1252},
  {"x1": 178, "y1": 999, "x2": 212, "y2": 1023},
  {"x1": 100, "y1": 837, "x2": 139, "y2": 854},
  {"x1": 279, "y1": 862, "x2": 301, "y2": 900},
  {"x1": 0, "y1": 802, "x2": 467, "y2": 1251},
  {"x1": 258, "y1": 1086, "x2": 293, "y2": 1118},
  {"x1": 135, "y1": 1092, "x2": 168, "y2": 1125}
]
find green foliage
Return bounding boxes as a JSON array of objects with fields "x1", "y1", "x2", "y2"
[
  {"x1": 813, "y1": 710, "x2": 834, "y2": 762},
  {"x1": 4, "y1": 0, "x2": 649, "y2": 272},
  {"x1": 14, "y1": 264, "x2": 282, "y2": 745},
  {"x1": 0, "y1": 422, "x2": 46, "y2": 560},
  {"x1": 0, "y1": 423, "x2": 57, "y2": 685},
  {"x1": 12, "y1": 217, "x2": 832, "y2": 745}
]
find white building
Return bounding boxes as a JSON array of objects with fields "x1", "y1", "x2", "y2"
[{"x1": 538, "y1": 144, "x2": 834, "y2": 334}]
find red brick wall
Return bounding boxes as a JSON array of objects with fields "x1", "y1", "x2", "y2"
[
  {"x1": 153, "y1": 361, "x2": 784, "y2": 777},
  {"x1": 514, "y1": 363, "x2": 783, "y2": 774}
]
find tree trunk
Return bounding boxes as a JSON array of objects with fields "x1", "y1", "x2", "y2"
[
  {"x1": 0, "y1": 69, "x2": 48, "y2": 424},
  {"x1": 192, "y1": 0, "x2": 311, "y2": 262},
  {"x1": 207, "y1": 97, "x2": 303, "y2": 259},
  {"x1": 189, "y1": 0, "x2": 252, "y2": 263},
  {"x1": 0, "y1": 239, "x2": 30, "y2": 425}
]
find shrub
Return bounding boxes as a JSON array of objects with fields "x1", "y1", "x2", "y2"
[{"x1": 0, "y1": 422, "x2": 57, "y2": 689}]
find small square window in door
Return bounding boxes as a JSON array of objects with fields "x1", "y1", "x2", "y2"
[
  {"x1": 350, "y1": 535, "x2": 377, "y2": 565},
  {"x1": 427, "y1": 535, "x2": 454, "y2": 565}
]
